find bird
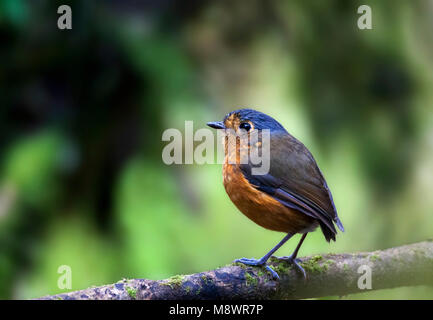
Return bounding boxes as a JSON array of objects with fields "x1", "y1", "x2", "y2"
[{"x1": 207, "y1": 108, "x2": 344, "y2": 279}]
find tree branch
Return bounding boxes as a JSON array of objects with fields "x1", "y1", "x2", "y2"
[{"x1": 39, "y1": 240, "x2": 433, "y2": 300}]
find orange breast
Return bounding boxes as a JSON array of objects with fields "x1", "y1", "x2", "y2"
[{"x1": 223, "y1": 162, "x2": 316, "y2": 234}]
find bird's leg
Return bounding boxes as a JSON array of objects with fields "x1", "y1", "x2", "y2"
[
  {"x1": 234, "y1": 233, "x2": 293, "y2": 279},
  {"x1": 280, "y1": 233, "x2": 308, "y2": 279}
]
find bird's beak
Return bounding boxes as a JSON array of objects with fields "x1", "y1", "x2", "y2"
[{"x1": 206, "y1": 121, "x2": 225, "y2": 129}]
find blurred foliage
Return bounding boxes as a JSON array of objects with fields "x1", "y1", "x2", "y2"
[{"x1": 0, "y1": 0, "x2": 433, "y2": 299}]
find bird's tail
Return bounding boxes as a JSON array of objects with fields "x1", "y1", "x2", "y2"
[
  {"x1": 320, "y1": 217, "x2": 344, "y2": 242},
  {"x1": 335, "y1": 217, "x2": 344, "y2": 232}
]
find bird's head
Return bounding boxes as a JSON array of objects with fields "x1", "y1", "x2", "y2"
[
  {"x1": 207, "y1": 109, "x2": 287, "y2": 163},
  {"x1": 206, "y1": 108, "x2": 286, "y2": 134}
]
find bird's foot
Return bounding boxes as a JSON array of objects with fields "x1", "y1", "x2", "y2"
[
  {"x1": 234, "y1": 257, "x2": 280, "y2": 280},
  {"x1": 279, "y1": 255, "x2": 307, "y2": 279}
]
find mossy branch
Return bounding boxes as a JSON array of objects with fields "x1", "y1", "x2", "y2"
[{"x1": 39, "y1": 240, "x2": 433, "y2": 300}]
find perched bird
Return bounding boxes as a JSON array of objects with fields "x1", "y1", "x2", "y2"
[{"x1": 207, "y1": 108, "x2": 344, "y2": 279}]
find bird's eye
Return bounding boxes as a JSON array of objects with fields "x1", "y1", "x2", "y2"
[{"x1": 239, "y1": 122, "x2": 252, "y2": 131}]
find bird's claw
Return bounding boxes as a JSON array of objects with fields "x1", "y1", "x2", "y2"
[
  {"x1": 279, "y1": 255, "x2": 307, "y2": 279},
  {"x1": 264, "y1": 265, "x2": 280, "y2": 280},
  {"x1": 234, "y1": 257, "x2": 280, "y2": 280}
]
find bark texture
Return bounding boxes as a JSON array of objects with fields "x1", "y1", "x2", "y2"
[{"x1": 40, "y1": 240, "x2": 433, "y2": 300}]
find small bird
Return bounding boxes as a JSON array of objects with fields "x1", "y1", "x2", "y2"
[{"x1": 207, "y1": 108, "x2": 344, "y2": 279}]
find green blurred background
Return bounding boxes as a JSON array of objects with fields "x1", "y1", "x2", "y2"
[{"x1": 0, "y1": 0, "x2": 432, "y2": 299}]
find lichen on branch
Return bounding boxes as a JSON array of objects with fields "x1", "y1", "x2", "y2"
[{"x1": 39, "y1": 240, "x2": 433, "y2": 300}]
